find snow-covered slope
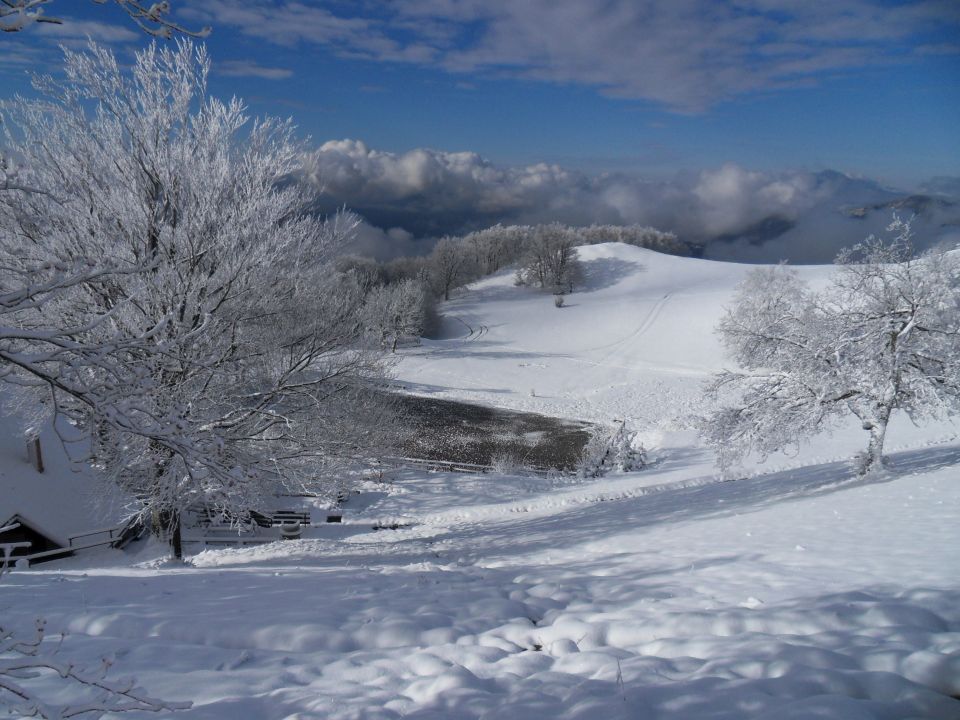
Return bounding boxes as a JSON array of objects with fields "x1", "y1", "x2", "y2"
[
  {"x1": 2, "y1": 243, "x2": 958, "y2": 719},
  {"x1": 395, "y1": 242, "x2": 956, "y2": 460},
  {"x1": 5, "y1": 448, "x2": 959, "y2": 719},
  {"x1": 0, "y1": 408, "x2": 127, "y2": 545},
  {"x1": 397, "y1": 242, "x2": 756, "y2": 424}
]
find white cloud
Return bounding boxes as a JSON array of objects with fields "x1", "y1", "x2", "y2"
[
  {"x1": 346, "y1": 221, "x2": 422, "y2": 260},
  {"x1": 0, "y1": 40, "x2": 43, "y2": 71},
  {"x1": 187, "y1": 0, "x2": 960, "y2": 111},
  {"x1": 0, "y1": 16, "x2": 140, "y2": 74},
  {"x1": 304, "y1": 138, "x2": 960, "y2": 262},
  {"x1": 307, "y1": 140, "x2": 896, "y2": 250},
  {"x1": 305, "y1": 139, "x2": 576, "y2": 218},
  {"x1": 35, "y1": 17, "x2": 140, "y2": 43},
  {"x1": 216, "y1": 60, "x2": 293, "y2": 79}
]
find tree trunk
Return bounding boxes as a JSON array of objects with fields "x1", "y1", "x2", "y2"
[
  {"x1": 170, "y1": 510, "x2": 183, "y2": 560},
  {"x1": 859, "y1": 413, "x2": 890, "y2": 475}
]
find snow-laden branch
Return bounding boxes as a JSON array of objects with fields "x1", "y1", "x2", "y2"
[
  {"x1": 0, "y1": 619, "x2": 191, "y2": 718},
  {"x1": 0, "y1": 1, "x2": 209, "y2": 37},
  {"x1": 1, "y1": 529, "x2": 191, "y2": 716}
]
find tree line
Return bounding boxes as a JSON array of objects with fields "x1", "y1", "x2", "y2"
[{"x1": 338, "y1": 221, "x2": 688, "y2": 346}]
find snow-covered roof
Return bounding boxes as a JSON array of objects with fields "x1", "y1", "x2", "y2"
[{"x1": 0, "y1": 399, "x2": 128, "y2": 546}]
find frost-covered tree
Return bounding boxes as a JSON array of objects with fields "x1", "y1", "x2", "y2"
[
  {"x1": 334, "y1": 254, "x2": 386, "y2": 294},
  {"x1": 465, "y1": 226, "x2": 506, "y2": 276},
  {"x1": 704, "y1": 218, "x2": 960, "y2": 475},
  {"x1": 579, "y1": 223, "x2": 689, "y2": 256},
  {"x1": 0, "y1": 0, "x2": 207, "y2": 37},
  {"x1": 0, "y1": 41, "x2": 391, "y2": 557},
  {"x1": 518, "y1": 223, "x2": 582, "y2": 294},
  {"x1": 428, "y1": 236, "x2": 467, "y2": 301},
  {"x1": 364, "y1": 279, "x2": 428, "y2": 352}
]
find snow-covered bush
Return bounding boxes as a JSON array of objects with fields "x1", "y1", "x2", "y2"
[
  {"x1": 704, "y1": 216, "x2": 960, "y2": 475},
  {"x1": 577, "y1": 423, "x2": 645, "y2": 477},
  {"x1": 489, "y1": 451, "x2": 524, "y2": 475},
  {"x1": 611, "y1": 429, "x2": 646, "y2": 472}
]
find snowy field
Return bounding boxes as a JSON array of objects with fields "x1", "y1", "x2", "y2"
[{"x1": 3, "y1": 243, "x2": 959, "y2": 718}]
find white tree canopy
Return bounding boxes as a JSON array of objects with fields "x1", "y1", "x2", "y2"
[
  {"x1": 0, "y1": 41, "x2": 391, "y2": 555},
  {"x1": 704, "y1": 218, "x2": 960, "y2": 474},
  {"x1": 517, "y1": 223, "x2": 582, "y2": 294},
  {"x1": 364, "y1": 278, "x2": 428, "y2": 352}
]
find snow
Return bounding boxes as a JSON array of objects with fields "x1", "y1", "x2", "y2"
[
  {"x1": 2, "y1": 243, "x2": 958, "y2": 718},
  {"x1": 396, "y1": 242, "x2": 956, "y2": 463},
  {"x1": 394, "y1": 244, "x2": 829, "y2": 425},
  {"x1": 0, "y1": 411, "x2": 127, "y2": 545}
]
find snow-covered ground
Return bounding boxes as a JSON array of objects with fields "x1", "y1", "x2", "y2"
[
  {"x1": 3, "y1": 243, "x2": 958, "y2": 719},
  {"x1": 395, "y1": 242, "x2": 957, "y2": 466}
]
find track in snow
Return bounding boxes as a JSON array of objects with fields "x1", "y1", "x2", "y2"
[
  {"x1": 449, "y1": 315, "x2": 488, "y2": 342},
  {"x1": 578, "y1": 291, "x2": 674, "y2": 354}
]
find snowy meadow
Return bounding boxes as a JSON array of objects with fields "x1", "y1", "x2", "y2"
[
  {"x1": 1, "y1": 12, "x2": 959, "y2": 720},
  {"x1": 3, "y1": 241, "x2": 959, "y2": 719}
]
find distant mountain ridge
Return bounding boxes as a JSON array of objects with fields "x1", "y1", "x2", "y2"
[{"x1": 842, "y1": 194, "x2": 957, "y2": 220}]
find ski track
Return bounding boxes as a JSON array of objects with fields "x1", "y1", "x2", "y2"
[{"x1": 577, "y1": 290, "x2": 674, "y2": 355}]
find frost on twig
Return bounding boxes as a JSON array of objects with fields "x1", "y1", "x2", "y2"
[
  {"x1": 0, "y1": 1, "x2": 210, "y2": 37},
  {"x1": 0, "y1": 527, "x2": 190, "y2": 717},
  {"x1": 0, "y1": 618, "x2": 191, "y2": 718}
]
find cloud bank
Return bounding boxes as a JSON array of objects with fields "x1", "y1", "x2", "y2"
[{"x1": 306, "y1": 139, "x2": 958, "y2": 263}]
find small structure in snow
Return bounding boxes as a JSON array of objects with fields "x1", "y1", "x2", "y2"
[
  {"x1": 0, "y1": 514, "x2": 64, "y2": 564},
  {"x1": 26, "y1": 436, "x2": 43, "y2": 473},
  {"x1": 0, "y1": 403, "x2": 132, "y2": 564}
]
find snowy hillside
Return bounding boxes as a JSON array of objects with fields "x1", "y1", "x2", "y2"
[
  {"x1": 2, "y1": 243, "x2": 958, "y2": 719},
  {"x1": 397, "y1": 242, "x2": 753, "y2": 424},
  {"x1": 395, "y1": 242, "x2": 956, "y2": 464}
]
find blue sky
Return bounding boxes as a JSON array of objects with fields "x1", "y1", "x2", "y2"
[
  {"x1": 3, "y1": 0, "x2": 957, "y2": 188},
  {"x1": 2, "y1": 1, "x2": 959, "y2": 259}
]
